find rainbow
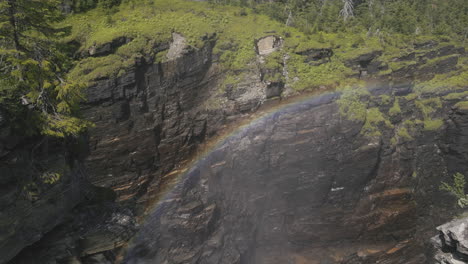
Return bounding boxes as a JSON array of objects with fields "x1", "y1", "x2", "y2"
[{"x1": 145, "y1": 90, "x2": 338, "y2": 216}]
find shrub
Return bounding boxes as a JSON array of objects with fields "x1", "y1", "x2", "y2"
[{"x1": 441, "y1": 173, "x2": 468, "y2": 208}]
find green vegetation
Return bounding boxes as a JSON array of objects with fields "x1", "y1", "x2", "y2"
[
  {"x1": 414, "y1": 98, "x2": 444, "y2": 131},
  {"x1": 379, "y1": 95, "x2": 391, "y2": 105},
  {"x1": 0, "y1": 0, "x2": 90, "y2": 137},
  {"x1": 213, "y1": 0, "x2": 467, "y2": 40},
  {"x1": 389, "y1": 60, "x2": 417, "y2": 72},
  {"x1": 337, "y1": 87, "x2": 369, "y2": 122},
  {"x1": 63, "y1": 0, "x2": 467, "y2": 92},
  {"x1": 455, "y1": 101, "x2": 468, "y2": 110},
  {"x1": 288, "y1": 53, "x2": 354, "y2": 90},
  {"x1": 441, "y1": 173, "x2": 468, "y2": 208},
  {"x1": 423, "y1": 118, "x2": 443, "y2": 131},
  {"x1": 64, "y1": 0, "x2": 381, "y2": 91},
  {"x1": 1, "y1": 0, "x2": 466, "y2": 138},
  {"x1": 221, "y1": 73, "x2": 245, "y2": 91},
  {"x1": 389, "y1": 98, "x2": 401, "y2": 116},
  {"x1": 444, "y1": 91, "x2": 468, "y2": 101},
  {"x1": 415, "y1": 57, "x2": 468, "y2": 94},
  {"x1": 415, "y1": 98, "x2": 442, "y2": 117},
  {"x1": 337, "y1": 87, "x2": 394, "y2": 137},
  {"x1": 404, "y1": 93, "x2": 419, "y2": 101},
  {"x1": 68, "y1": 54, "x2": 128, "y2": 84},
  {"x1": 41, "y1": 172, "x2": 62, "y2": 185},
  {"x1": 262, "y1": 51, "x2": 286, "y2": 83},
  {"x1": 361, "y1": 107, "x2": 392, "y2": 136},
  {"x1": 63, "y1": 0, "x2": 122, "y2": 12},
  {"x1": 397, "y1": 127, "x2": 413, "y2": 140}
]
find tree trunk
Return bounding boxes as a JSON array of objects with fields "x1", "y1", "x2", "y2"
[{"x1": 7, "y1": 0, "x2": 22, "y2": 52}]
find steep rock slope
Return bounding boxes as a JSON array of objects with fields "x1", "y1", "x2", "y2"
[
  {"x1": 5, "y1": 1, "x2": 468, "y2": 263},
  {"x1": 125, "y1": 85, "x2": 468, "y2": 264},
  {"x1": 0, "y1": 114, "x2": 89, "y2": 264}
]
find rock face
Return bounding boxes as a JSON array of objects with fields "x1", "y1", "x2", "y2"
[
  {"x1": 432, "y1": 217, "x2": 468, "y2": 263},
  {"x1": 4, "y1": 32, "x2": 467, "y2": 264},
  {"x1": 123, "y1": 88, "x2": 468, "y2": 263},
  {"x1": 0, "y1": 116, "x2": 89, "y2": 264},
  {"x1": 80, "y1": 32, "x2": 271, "y2": 212},
  {"x1": 166, "y1": 33, "x2": 188, "y2": 60},
  {"x1": 81, "y1": 35, "x2": 220, "y2": 208}
]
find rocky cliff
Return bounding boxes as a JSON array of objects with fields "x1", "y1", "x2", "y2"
[
  {"x1": 122, "y1": 78, "x2": 468, "y2": 264},
  {"x1": 0, "y1": 114, "x2": 89, "y2": 263},
  {"x1": 4, "y1": 15, "x2": 468, "y2": 264}
]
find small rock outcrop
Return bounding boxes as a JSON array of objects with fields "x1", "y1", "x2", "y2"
[
  {"x1": 166, "y1": 33, "x2": 188, "y2": 60},
  {"x1": 87, "y1": 37, "x2": 131, "y2": 57},
  {"x1": 432, "y1": 217, "x2": 468, "y2": 263},
  {"x1": 256, "y1": 35, "x2": 282, "y2": 55}
]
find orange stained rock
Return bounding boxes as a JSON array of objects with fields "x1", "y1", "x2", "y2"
[
  {"x1": 211, "y1": 161, "x2": 226, "y2": 168},
  {"x1": 369, "y1": 188, "x2": 412, "y2": 200},
  {"x1": 297, "y1": 128, "x2": 318, "y2": 135},
  {"x1": 386, "y1": 240, "x2": 409, "y2": 254},
  {"x1": 292, "y1": 254, "x2": 320, "y2": 264}
]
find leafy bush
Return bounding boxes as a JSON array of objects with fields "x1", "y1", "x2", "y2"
[{"x1": 441, "y1": 173, "x2": 468, "y2": 208}]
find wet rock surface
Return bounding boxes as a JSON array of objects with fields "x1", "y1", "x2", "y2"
[
  {"x1": 0, "y1": 127, "x2": 89, "y2": 263},
  {"x1": 123, "y1": 89, "x2": 468, "y2": 263},
  {"x1": 3, "y1": 33, "x2": 467, "y2": 263}
]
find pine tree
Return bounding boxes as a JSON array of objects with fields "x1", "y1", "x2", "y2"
[
  {"x1": 340, "y1": 0, "x2": 354, "y2": 21},
  {"x1": 0, "y1": 0, "x2": 90, "y2": 137}
]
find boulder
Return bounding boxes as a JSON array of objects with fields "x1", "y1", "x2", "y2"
[
  {"x1": 256, "y1": 35, "x2": 282, "y2": 55},
  {"x1": 166, "y1": 32, "x2": 188, "y2": 61},
  {"x1": 432, "y1": 217, "x2": 468, "y2": 263}
]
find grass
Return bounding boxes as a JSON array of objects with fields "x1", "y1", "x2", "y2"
[
  {"x1": 423, "y1": 118, "x2": 444, "y2": 131},
  {"x1": 387, "y1": 60, "x2": 418, "y2": 72},
  {"x1": 337, "y1": 87, "x2": 370, "y2": 122},
  {"x1": 361, "y1": 107, "x2": 393, "y2": 136},
  {"x1": 404, "y1": 93, "x2": 419, "y2": 101},
  {"x1": 337, "y1": 86, "x2": 395, "y2": 137},
  {"x1": 62, "y1": 0, "x2": 467, "y2": 109},
  {"x1": 221, "y1": 73, "x2": 245, "y2": 91},
  {"x1": 415, "y1": 98, "x2": 442, "y2": 117},
  {"x1": 397, "y1": 127, "x2": 413, "y2": 140},
  {"x1": 389, "y1": 98, "x2": 401, "y2": 116},
  {"x1": 263, "y1": 51, "x2": 283, "y2": 70},
  {"x1": 424, "y1": 54, "x2": 460, "y2": 68},
  {"x1": 64, "y1": 0, "x2": 342, "y2": 86},
  {"x1": 414, "y1": 56, "x2": 468, "y2": 94},
  {"x1": 455, "y1": 101, "x2": 468, "y2": 110},
  {"x1": 444, "y1": 91, "x2": 468, "y2": 100},
  {"x1": 67, "y1": 54, "x2": 126, "y2": 83},
  {"x1": 413, "y1": 98, "x2": 444, "y2": 131},
  {"x1": 287, "y1": 53, "x2": 355, "y2": 90},
  {"x1": 380, "y1": 95, "x2": 392, "y2": 105}
]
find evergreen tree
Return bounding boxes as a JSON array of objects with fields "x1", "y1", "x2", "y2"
[
  {"x1": 210, "y1": 0, "x2": 467, "y2": 39},
  {"x1": 0, "y1": 0, "x2": 89, "y2": 137}
]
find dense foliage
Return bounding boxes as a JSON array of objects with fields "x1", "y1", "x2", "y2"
[
  {"x1": 0, "y1": 0, "x2": 89, "y2": 137},
  {"x1": 62, "y1": 0, "x2": 121, "y2": 12},
  {"x1": 210, "y1": 0, "x2": 468, "y2": 39},
  {"x1": 441, "y1": 173, "x2": 468, "y2": 208},
  {"x1": 0, "y1": 0, "x2": 466, "y2": 137}
]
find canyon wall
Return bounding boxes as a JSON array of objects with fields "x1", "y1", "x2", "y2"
[
  {"x1": 3, "y1": 33, "x2": 467, "y2": 264},
  {"x1": 122, "y1": 79, "x2": 468, "y2": 263}
]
